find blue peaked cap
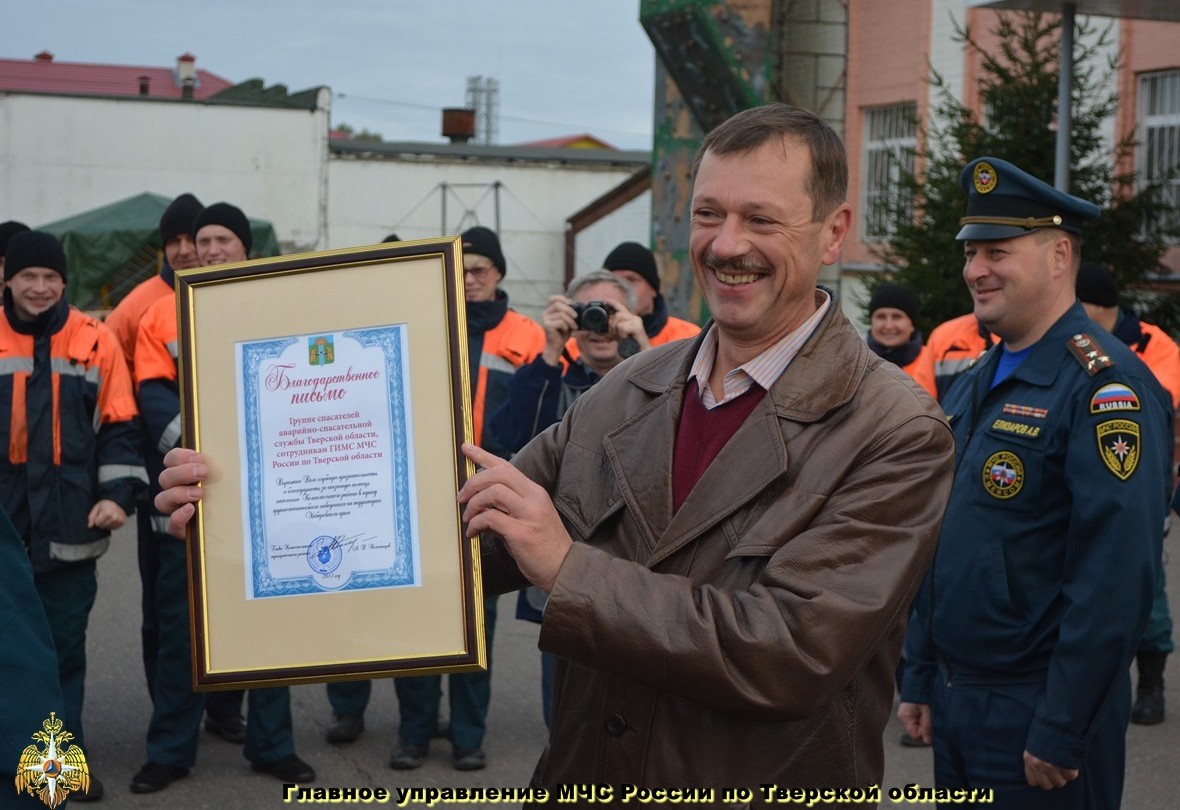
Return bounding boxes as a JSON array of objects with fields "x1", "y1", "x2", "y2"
[{"x1": 957, "y1": 156, "x2": 1101, "y2": 241}]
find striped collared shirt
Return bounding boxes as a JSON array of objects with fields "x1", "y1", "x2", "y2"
[{"x1": 688, "y1": 289, "x2": 832, "y2": 409}]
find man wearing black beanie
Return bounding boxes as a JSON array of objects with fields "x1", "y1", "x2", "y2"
[
  {"x1": 192, "y1": 201, "x2": 253, "y2": 263},
  {"x1": 1, "y1": 230, "x2": 147, "y2": 802},
  {"x1": 338, "y1": 225, "x2": 543, "y2": 772},
  {"x1": 602, "y1": 241, "x2": 699, "y2": 347},
  {"x1": 131, "y1": 201, "x2": 316, "y2": 793},
  {"x1": 107, "y1": 194, "x2": 203, "y2": 380},
  {"x1": 1077, "y1": 262, "x2": 1180, "y2": 729},
  {"x1": 106, "y1": 193, "x2": 204, "y2": 746}
]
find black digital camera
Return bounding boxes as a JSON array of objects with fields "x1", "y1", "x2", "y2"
[{"x1": 570, "y1": 300, "x2": 611, "y2": 333}]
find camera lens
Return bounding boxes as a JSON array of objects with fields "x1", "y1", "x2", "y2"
[{"x1": 579, "y1": 302, "x2": 610, "y2": 333}]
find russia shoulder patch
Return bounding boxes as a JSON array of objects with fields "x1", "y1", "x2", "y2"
[
  {"x1": 1090, "y1": 383, "x2": 1140, "y2": 414},
  {"x1": 1066, "y1": 333, "x2": 1114, "y2": 377}
]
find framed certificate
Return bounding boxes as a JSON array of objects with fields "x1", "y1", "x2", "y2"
[{"x1": 175, "y1": 237, "x2": 485, "y2": 689}]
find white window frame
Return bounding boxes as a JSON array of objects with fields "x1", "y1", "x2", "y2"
[
  {"x1": 1137, "y1": 69, "x2": 1180, "y2": 242},
  {"x1": 861, "y1": 103, "x2": 917, "y2": 242}
]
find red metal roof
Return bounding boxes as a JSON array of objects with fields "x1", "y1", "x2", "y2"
[
  {"x1": 0, "y1": 52, "x2": 234, "y2": 100},
  {"x1": 517, "y1": 133, "x2": 618, "y2": 150}
]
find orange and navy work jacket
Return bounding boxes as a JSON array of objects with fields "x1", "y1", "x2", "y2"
[
  {"x1": 133, "y1": 293, "x2": 183, "y2": 534},
  {"x1": 899, "y1": 345, "x2": 937, "y2": 398},
  {"x1": 912, "y1": 313, "x2": 999, "y2": 403},
  {"x1": 105, "y1": 273, "x2": 172, "y2": 383},
  {"x1": 0, "y1": 301, "x2": 146, "y2": 572},
  {"x1": 466, "y1": 294, "x2": 545, "y2": 454},
  {"x1": 652, "y1": 314, "x2": 703, "y2": 346},
  {"x1": 1120, "y1": 317, "x2": 1180, "y2": 411}
]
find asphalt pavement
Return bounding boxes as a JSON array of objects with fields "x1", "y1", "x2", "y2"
[{"x1": 71, "y1": 521, "x2": 1179, "y2": 808}]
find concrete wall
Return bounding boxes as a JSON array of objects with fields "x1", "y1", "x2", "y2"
[
  {"x1": 327, "y1": 155, "x2": 648, "y2": 320},
  {"x1": 0, "y1": 91, "x2": 652, "y2": 323},
  {"x1": 780, "y1": 0, "x2": 848, "y2": 135},
  {"x1": 0, "y1": 92, "x2": 330, "y2": 251}
]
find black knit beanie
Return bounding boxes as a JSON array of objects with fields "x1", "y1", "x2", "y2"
[
  {"x1": 461, "y1": 227, "x2": 505, "y2": 278},
  {"x1": 1076, "y1": 263, "x2": 1119, "y2": 308},
  {"x1": 159, "y1": 193, "x2": 204, "y2": 244},
  {"x1": 869, "y1": 283, "x2": 920, "y2": 324},
  {"x1": 0, "y1": 220, "x2": 31, "y2": 257},
  {"x1": 193, "y1": 202, "x2": 252, "y2": 253},
  {"x1": 4, "y1": 231, "x2": 68, "y2": 282},
  {"x1": 603, "y1": 241, "x2": 660, "y2": 294}
]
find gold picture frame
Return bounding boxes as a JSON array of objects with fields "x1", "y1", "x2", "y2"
[{"x1": 175, "y1": 237, "x2": 484, "y2": 689}]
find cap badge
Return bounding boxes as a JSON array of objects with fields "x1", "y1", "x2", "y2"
[{"x1": 973, "y1": 161, "x2": 998, "y2": 194}]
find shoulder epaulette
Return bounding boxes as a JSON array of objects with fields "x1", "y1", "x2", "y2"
[
  {"x1": 65, "y1": 310, "x2": 102, "y2": 362},
  {"x1": 1066, "y1": 332, "x2": 1115, "y2": 377}
]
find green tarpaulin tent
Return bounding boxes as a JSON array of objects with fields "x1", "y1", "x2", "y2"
[{"x1": 38, "y1": 192, "x2": 279, "y2": 310}]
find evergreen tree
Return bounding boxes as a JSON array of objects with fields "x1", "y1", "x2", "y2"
[{"x1": 868, "y1": 11, "x2": 1178, "y2": 336}]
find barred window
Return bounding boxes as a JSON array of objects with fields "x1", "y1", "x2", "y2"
[
  {"x1": 862, "y1": 103, "x2": 916, "y2": 241},
  {"x1": 1138, "y1": 70, "x2": 1180, "y2": 241}
]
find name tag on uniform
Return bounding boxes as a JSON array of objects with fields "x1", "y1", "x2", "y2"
[{"x1": 990, "y1": 418, "x2": 1042, "y2": 439}]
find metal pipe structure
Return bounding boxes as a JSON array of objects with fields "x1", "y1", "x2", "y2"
[{"x1": 1055, "y1": 3, "x2": 1076, "y2": 191}]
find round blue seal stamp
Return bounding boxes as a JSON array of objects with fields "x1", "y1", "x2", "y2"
[{"x1": 306, "y1": 536, "x2": 343, "y2": 575}]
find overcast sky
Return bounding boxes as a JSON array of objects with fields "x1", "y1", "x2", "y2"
[{"x1": 3, "y1": 0, "x2": 657, "y2": 149}]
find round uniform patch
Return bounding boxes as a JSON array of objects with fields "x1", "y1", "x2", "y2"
[
  {"x1": 973, "y1": 161, "x2": 998, "y2": 194},
  {"x1": 982, "y1": 450, "x2": 1024, "y2": 499}
]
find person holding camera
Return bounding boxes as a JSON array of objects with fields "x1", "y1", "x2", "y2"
[
  {"x1": 485, "y1": 269, "x2": 650, "y2": 727},
  {"x1": 486, "y1": 270, "x2": 650, "y2": 459}
]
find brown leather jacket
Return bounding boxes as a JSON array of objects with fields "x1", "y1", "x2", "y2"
[{"x1": 484, "y1": 300, "x2": 955, "y2": 803}]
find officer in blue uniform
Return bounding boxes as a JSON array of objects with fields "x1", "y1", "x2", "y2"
[
  {"x1": 899, "y1": 157, "x2": 1173, "y2": 808},
  {"x1": 1, "y1": 505, "x2": 64, "y2": 808}
]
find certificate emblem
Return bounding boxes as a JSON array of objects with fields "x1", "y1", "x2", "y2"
[
  {"x1": 306, "y1": 536, "x2": 343, "y2": 575},
  {"x1": 308, "y1": 335, "x2": 335, "y2": 366}
]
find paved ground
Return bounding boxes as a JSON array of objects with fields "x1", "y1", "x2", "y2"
[{"x1": 70, "y1": 521, "x2": 1179, "y2": 807}]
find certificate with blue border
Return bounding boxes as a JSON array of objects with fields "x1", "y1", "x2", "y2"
[
  {"x1": 237, "y1": 325, "x2": 420, "y2": 599},
  {"x1": 175, "y1": 238, "x2": 485, "y2": 689}
]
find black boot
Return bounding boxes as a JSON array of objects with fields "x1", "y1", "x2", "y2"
[{"x1": 1132, "y1": 652, "x2": 1167, "y2": 725}]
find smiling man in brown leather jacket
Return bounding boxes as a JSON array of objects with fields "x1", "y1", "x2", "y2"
[
  {"x1": 459, "y1": 104, "x2": 955, "y2": 799},
  {"x1": 157, "y1": 104, "x2": 956, "y2": 805}
]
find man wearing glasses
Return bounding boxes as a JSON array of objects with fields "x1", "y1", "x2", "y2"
[{"x1": 325, "y1": 225, "x2": 543, "y2": 772}]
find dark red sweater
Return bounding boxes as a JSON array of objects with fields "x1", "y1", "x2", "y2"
[{"x1": 673, "y1": 382, "x2": 767, "y2": 512}]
